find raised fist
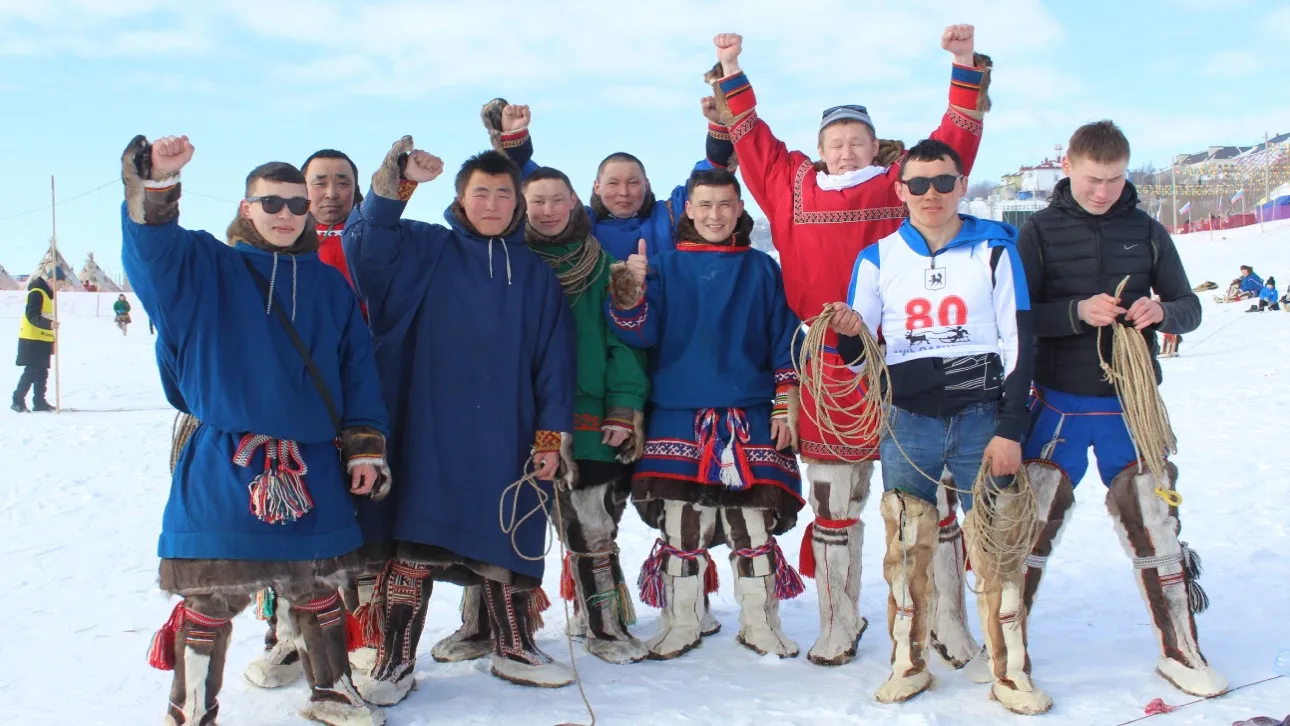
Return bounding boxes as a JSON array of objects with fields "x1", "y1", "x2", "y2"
[
  {"x1": 502, "y1": 104, "x2": 530, "y2": 132},
  {"x1": 701, "y1": 96, "x2": 723, "y2": 125},
  {"x1": 714, "y1": 33, "x2": 743, "y2": 65},
  {"x1": 626, "y1": 239, "x2": 649, "y2": 286},
  {"x1": 404, "y1": 150, "x2": 444, "y2": 183},
  {"x1": 941, "y1": 24, "x2": 975, "y2": 63},
  {"x1": 151, "y1": 135, "x2": 194, "y2": 177}
]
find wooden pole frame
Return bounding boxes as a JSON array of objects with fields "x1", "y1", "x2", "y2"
[{"x1": 50, "y1": 176, "x2": 61, "y2": 414}]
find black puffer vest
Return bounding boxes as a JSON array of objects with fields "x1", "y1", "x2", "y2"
[{"x1": 1022, "y1": 179, "x2": 1165, "y2": 397}]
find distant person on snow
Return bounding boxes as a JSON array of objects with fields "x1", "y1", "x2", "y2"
[
  {"x1": 1017, "y1": 120, "x2": 1223, "y2": 700},
  {"x1": 1253, "y1": 277, "x2": 1280, "y2": 312},
  {"x1": 11, "y1": 276, "x2": 56, "y2": 413},
  {"x1": 1226, "y1": 265, "x2": 1262, "y2": 301},
  {"x1": 113, "y1": 294, "x2": 132, "y2": 335},
  {"x1": 121, "y1": 134, "x2": 392, "y2": 726}
]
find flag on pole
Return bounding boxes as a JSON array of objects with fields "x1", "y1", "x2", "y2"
[
  {"x1": 1179, "y1": 201, "x2": 1192, "y2": 215},
  {"x1": 1231, "y1": 188, "x2": 1245, "y2": 204}
]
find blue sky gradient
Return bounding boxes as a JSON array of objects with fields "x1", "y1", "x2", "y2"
[{"x1": 1, "y1": 0, "x2": 1285, "y2": 279}]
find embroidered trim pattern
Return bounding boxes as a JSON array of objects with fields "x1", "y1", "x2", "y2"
[
  {"x1": 791, "y1": 160, "x2": 909, "y2": 225},
  {"x1": 774, "y1": 369, "x2": 798, "y2": 386},
  {"x1": 609, "y1": 303, "x2": 648, "y2": 330},
  {"x1": 574, "y1": 413, "x2": 602, "y2": 433},
  {"x1": 642, "y1": 438, "x2": 799, "y2": 473},
  {"x1": 534, "y1": 430, "x2": 561, "y2": 453},
  {"x1": 499, "y1": 130, "x2": 529, "y2": 149},
  {"x1": 799, "y1": 439, "x2": 880, "y2": 461},
  {"x1": 730, "y1": 113, "x2": 759, "y2": 145},
  {"x1": 397, "y1": 179, "x2": 417, "y2": 202},
  {"x1": 947, "y1": 105, "x2": 983, "y2": 136}
]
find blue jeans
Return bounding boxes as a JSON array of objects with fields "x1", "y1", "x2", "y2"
[
  {"x1": 879, "y1": 401, "x2": 1006, "y2": 513},
  {"x1": 1021, "y1": 387, "x2": 1137, "y2": 487}
]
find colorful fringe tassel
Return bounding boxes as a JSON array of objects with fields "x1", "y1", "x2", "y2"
[
  {"x1": 735, "y1": 539, "x2": 805, "y2": 600},
  {"x1": 233, "y1": 434, "x2": 314, "y2": 525},
  {"x1": 145, "y1": 601, "x2": 227, "y2": 671},
  {"x1": 637, "y1": 538, "x2": 718, "y2": 608},
  {"x1": 529, "y1": 587, "x2": 552, "y2": 630},
  {"x1": 560, "y1": 552, "x2": 577, "y2": 601}
]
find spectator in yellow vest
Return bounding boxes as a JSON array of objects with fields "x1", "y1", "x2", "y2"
[{"x1": 12, "y1": 276, "x2": 56, "y2": 413}]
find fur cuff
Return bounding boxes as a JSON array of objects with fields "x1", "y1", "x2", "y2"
[
  {"x1": 786, "y1": 385, "x2": 800, "y2": 452},
  {"x1": 122, "y1": 135, "x2": 181, "y2": 225},
  {"x1": 557, "y1": 432, "x2": 578, "y2": 490},
  {"x1": 372, "y1": 136, "x2": 416, "y2": 200},
  {"x1": 875, "y1": 139, "x2": 906, "y2": 168},
  {"x1": 974, "y1": 53, "x2": 993, "y2": 113},
  {"x1": 603, "y1": 405, "x2": 636, "y2": 429},
  {"x1": 705, "y1": 63, "x2": 755, "y2": 127},
  {"x1": 616, "y1": 409, "x2": 647, "y2": 465},
  {"x1": 608, "y1": 262, "x2": 644, "y2": 309},
  {"x1": 341, "y1": 427, "x2": 392, "y2": 501},
  {"x1": 481, "y1": 97, "x2": 508, "y2": 152}
]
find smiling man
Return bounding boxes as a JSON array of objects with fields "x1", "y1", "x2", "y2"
[
  {"x1": 343, "y1": 138, "x2": 576, "y2": 704},
  {"x1": 121, "y1": 135, "x2": 391, "y2": 726},
  {"x1": 705, "y1": 27, "x2": 992, "y2": 669},
  {"x1": 827, "y1": 138, "x2": 1038, "y2": 713},
  {"x1": 607, "y1": 168, "x2": 805, "y2": 661},
  {"x1": 1016, "y1": 121, "x2": 1221, "y2": 700}
]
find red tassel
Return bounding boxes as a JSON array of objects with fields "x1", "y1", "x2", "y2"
[
  {"x1": 533, "y1": 586, "x2": 552, "y2": 613},
  {"x1": 344, "y1": 611, "x2": 363, "y2": 652},
  {"x1": 799, "y1": 522, "x2": 816, "y2": 579},
  {"x1": 146, "y1": 601, "x2": 184, "y2": 671},
  {"x1": 560, "y1": 553, "x2": 577, "y2": 601},
  {"x1": 352, "y1": 602, "x2": 382, "y2": 648},
  {"x1": 637, "y1": 541, "x2": 667, "y2": 608},
  {"x1": 702, "y1": 552, "x2": 719, "y2": 595}
]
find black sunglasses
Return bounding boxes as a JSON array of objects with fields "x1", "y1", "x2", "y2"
[
  {"x1": 900, "y1": 174, "x2": 962, "y2": 196},
  {"x1": 246, "y1": 195, "x2": 310, "y2": 216}
]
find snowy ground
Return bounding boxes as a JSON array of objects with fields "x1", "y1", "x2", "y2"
[{"x1": 4, "y1": 223, "x2": 1290, "y2": 725}]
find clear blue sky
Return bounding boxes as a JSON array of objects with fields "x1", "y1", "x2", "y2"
[{"x1": 1, "y1": 0, "x2": 1285, "y2": 279}]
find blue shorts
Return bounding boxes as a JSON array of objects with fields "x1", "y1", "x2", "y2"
[
  {"x1": 879, "y1": 401, "x2": 1005, "y2": 513},
  {"x1": 1021, "y1": 387, "x2": 1137, "y2": 487}
]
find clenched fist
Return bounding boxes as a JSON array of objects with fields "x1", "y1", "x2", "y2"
[
  {"x1": 151, "y1": 135, "x2": 194, "y2": 177},
  {"x1": 701, "y1": 96, "x2": 722, "y2": 125},
  {"x1": 502, "y1": 104, "x2": 530, "y2": 132},
  {"x1": 404, "y1": 150, "x2": 444, "y2": 183},
  {"x1": 941, "y1": 24, "x2": 975, "y2": 65},
  {"x1": 714, "y1": 33, "x2": 743, "y2": 75}
]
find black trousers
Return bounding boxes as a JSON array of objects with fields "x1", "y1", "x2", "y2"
[{"x1": 13, "y1": 365, "x2": 49, "y2": 404}]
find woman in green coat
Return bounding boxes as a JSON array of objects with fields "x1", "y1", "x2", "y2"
[{"x1": 113, "y1": 294, "x2": 132, "y2": 335}]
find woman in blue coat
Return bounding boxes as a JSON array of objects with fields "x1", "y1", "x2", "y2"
[{"x1": 121, "y1": 134, "x2": 391, "y2": 726}]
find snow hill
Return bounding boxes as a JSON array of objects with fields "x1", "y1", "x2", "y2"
[{"x1": 2, "y1": 224, "x2": 1290, "y2": 725}]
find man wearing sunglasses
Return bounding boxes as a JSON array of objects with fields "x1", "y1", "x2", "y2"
[
  {"x1": 244, "y1": 147, "x2": 391, "y2": 690},
  {"x1": 1016, "y1": 122, "x2": 1221, "y2": 699},
  {"x1": 344, "y1": 137, "x2": 576, "y2": 704},
  {"x1": 703, "y1": 25, "x2": 992, "y2": 671},
  {"x1": 121, "y1": 135, "x2": 392, "y2": 726},
  {"x1": 825, "y1": 138, "x2": 1040, "y2": 714}
]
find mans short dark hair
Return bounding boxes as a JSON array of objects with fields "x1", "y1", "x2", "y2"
[
  {"x1": 686, "y1": 168, "x2": 742, "y2": 199},
  {"x1": 523, "y1": 166, "x2": 575, "y2": 195},
  {"x1": 454, "y1": 151, "x2": 522, "y2": 197},
  {"x1": 596, "y1": 152, "x2": 647, "y2": 180},
  {"x1": 244, "y1": 162, "x2": 305, "y2": 196},
  {"x1": 900, "y1": 139, "x2": 963, "y2": 179},
  {"x1": 302, "y1": 149, "x2": 363, "y2": 203},
  {"x1": 1068, "y1": 120, "x2": 1131, "y2": 165}
]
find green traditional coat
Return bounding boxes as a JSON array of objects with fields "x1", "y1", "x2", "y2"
[{"x1": 527, "y1": 207, "x2": 648, "y2": 464}]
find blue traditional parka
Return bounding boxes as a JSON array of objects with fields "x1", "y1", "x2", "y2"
[
  {"x1": 121, "y1": 167, "x2": 390, "y2": 563},
  {"x1": 343, "y1": 171, "x2": 576, "y2": 583},
  {"x1": 605, "y1": 214, "x2": 804, "y2": 517}
]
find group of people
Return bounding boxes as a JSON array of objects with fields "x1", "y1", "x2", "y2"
[{"x1": 127, "y1": 25, "x2": 1222, "y2": 726}]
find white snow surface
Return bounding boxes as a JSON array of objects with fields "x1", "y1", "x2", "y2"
[{"x1": 4, "y1": 223, "x2": 1290, "y2": 726}]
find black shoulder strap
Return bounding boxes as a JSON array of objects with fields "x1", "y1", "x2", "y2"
[{"x1": 243, "y1": 256, "x2": 343, "y2": 437}]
